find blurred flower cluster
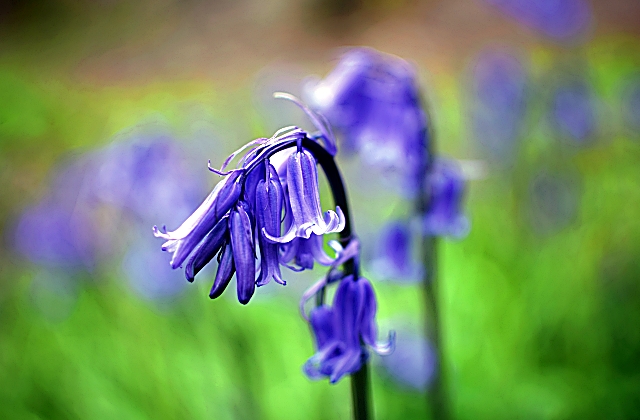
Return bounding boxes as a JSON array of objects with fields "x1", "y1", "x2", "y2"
[
  {"x1": 14, "y1": 128, "x2": 204, "y2": 302},
  {"x1": 308, "y1": 48, "x2": 470, "y2": 286},
  {"x1": 484, "y1": 0, "x2": 592, "y2": 42},
  {"x1": 307, "y1": 47, "x2": 428, "y2": 197}
]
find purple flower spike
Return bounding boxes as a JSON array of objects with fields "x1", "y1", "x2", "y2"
[
  {"x1": 304, "y1": 275, "x2": 394, "y2": 384},
  {"x1": 230, "y1": 203, "x2": 256, "y2": 305},
  {"x1": 309, "y1": 48, "x2": 427, "y2": 183},
  {"x1": 154, "y1": 170, "x2": 243, "y2": 269},
  {"x1": 256, "y1": 164, "x2": 286, "y2": 286},
  {"x1": 280, "y1": 233, "x2": 335, "y2": 271},
  {"x1": 424, "y1": 159, "x2": 470, "y2": 238},
  {"x1": 264, "y1": 149, "x2": 344, "y2": 243}
]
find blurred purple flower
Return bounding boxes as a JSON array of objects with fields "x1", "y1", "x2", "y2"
[
  {"x1": 379, "y1": 325, "x2": 437, "y2": 391},
  {"x1": 484, "y1": 0, "x2": 592, "y2": 42},
  {"x1": 14, "y1": 158, "x2": 99, "y2": 269},
  {"x1": 622, "y1": 78, "x2": 640, "y2": 132},
  {"x1": 304, "y1": 275, "x2": 394, "y2": 383},
  {"x1": 470, "y1": 49, "x2": 528, "y2": 162},
  {"x1": 94, "y1": 133, "x2": 204, "y2": 225},
  {"x1": 370, "y1": 221, "x2": 422, "y2": 282},
  {"x1": 424, "y1": 159, "x2": 470, "y2": 238},
  {"x1": 14, "y1": 127, "x2": 206, "y2": 302},
  {"x1": 308, "y1": 48, "x2": 428, "y2": 194},
  {"x1": 551, "y1": 80, "x2": 597, "y2": 143}
]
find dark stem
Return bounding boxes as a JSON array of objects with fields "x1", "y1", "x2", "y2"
[
  {"x1": 417, "y1": 112, "x2": 449, "y2": 419},
  {"x1": 303, "y1": 138, "x2": 371, "y2": 420}
]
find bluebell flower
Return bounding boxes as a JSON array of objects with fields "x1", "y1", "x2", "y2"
[
  {"x1": 154, "y1": 124, "x2": 345, "y2": 304},
  {"x1": 256, "y1": 163, "x2": 286, "y2": 286},
  {"x1": 424, "y1": 159, "x2": 470, "y2": 238},
  {"x1": 304, "y1": 274, "x2": 394, "y2": 383},
  {"x1": 483, "y1": 0, "x2": 592, "y2": 42},
  {"x1": 93, "y1": 132, "x2": 204, "y2": 224},
  {"x1": 154, "y1": 170, "x2": 243, "y2": 269},
  {"x1": 470, "y1": 49, "x2": 527, "y2": 163},
  {"x1": 14, "y1": 157, "x2": 99, "y2": 269},
  {"x1": 280, "y1": 233, "x2": 334, "y2": 271},
  {"x1": 551, "y1": 80, "x2": 597, "y2": 143},
  {"x1": 229, "y1": 202, "x2": 257, "y2": 304},
  {"x1": 370, "y1": 221, "x2": 422, "y2": 282},
  {"x1": 15, "y1": 198, "x2": 98, "y2": 269},
  {"x1": 263, "y1": 148, "x2": 344, "y2": 243},
  {"x1": 308, "y1": 48, "x2": 428, "y2": 194}
]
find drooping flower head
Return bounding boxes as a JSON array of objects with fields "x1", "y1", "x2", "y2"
[
  {"x1": 423, "y1": 159, "x2": 470, "y2": 238},
  {"x1": 304, "y1": 274, "x2": 394, "y2": 383},
  {"x1": 154, "y1": 105, "x2": 344, "y2": 304},
  {"x1": 300, "y1": 240, "x2": 394, "y2": 383},
  {"x1": 308, "y1": 47, "x2": 428, "y2": 194}
]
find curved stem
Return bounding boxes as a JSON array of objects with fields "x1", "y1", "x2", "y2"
[{"x1": 303, "y1": 138, "x2": 371, "y2": 420}]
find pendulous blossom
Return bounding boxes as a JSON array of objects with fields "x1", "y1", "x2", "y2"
[
  {"x1": 264, "y1": 148, "x2": 344, "y2": 243},
  {"x1": 308, "y1": 47, "x2": 428, "y2": 194},
  {"x1": 423, "y1": 159, "x2": 470, "y2": 238},
  {"x1": 154, "y1": 121, "x2": 345, "y2": 304},
  {"x1": 280, "y1": 233, "x2": 334, "y2": 271},
  {"x1": 304, "y1": 274, "x2": 394, "y2": 383},
  {"x1": 256, "y1": 163, "x2": 286, "y2": 286}
]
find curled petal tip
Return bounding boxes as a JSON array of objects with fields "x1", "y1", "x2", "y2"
[
  {"x1": 152, "y1": 225, "x2": 168, "y2": 238},
  {"x1": 373, "y1": 330, "x2": 396, "y2": 356}
]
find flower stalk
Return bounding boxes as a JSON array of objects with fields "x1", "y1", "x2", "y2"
[
  {"x1": 417, "y1": 120, "x2": 449, "y2": 420},
  {"x1": 302, "y1": 139, "x2": 372, "y2": 420}
]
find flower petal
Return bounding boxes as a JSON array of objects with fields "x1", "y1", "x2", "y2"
[
  {"x1": 209, "y1": 241, "x2": 235, "y2": 299},
  {"x1": 184, "y1": 215, "x2": 228, "y2": 283},
  {"x1": 230, "y1": 203, "x2": 256, "y2": 305}
]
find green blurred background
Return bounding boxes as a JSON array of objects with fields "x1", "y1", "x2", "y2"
[{"x1": 1, "y1": 0, "x2": 640, "y2": 418}]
